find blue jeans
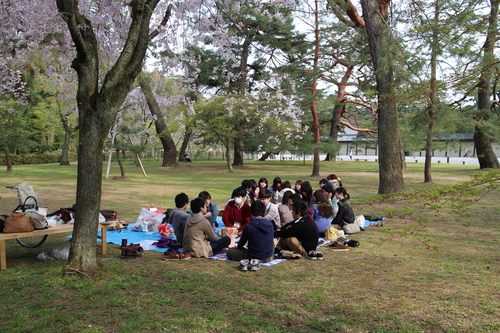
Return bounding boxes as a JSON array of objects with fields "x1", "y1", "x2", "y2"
[{"x1": 210, "y1": 236, "x2": 231, "y2": 254}]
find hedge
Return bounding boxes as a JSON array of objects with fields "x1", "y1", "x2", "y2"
[{"x1": 0, "y1": 152, "x2": 78, "y2": 165}]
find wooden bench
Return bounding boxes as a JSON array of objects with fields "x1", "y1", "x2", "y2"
[{"x1": 0, "y1": 221, "x2": 117, "y2": 270}]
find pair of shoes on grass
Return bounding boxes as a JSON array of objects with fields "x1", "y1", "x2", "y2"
[
  {"x1": 328, "y1": 241, "x2": 349, "y2": 251},
  {"x1": 162, "y1": 248, "x2": 191, "y2": 261},
  {"x1": 276, "y1": 250, "x2": 301, "y2": 260},
  {"x1": 120, "y1": 239, "x2": 144, "y2": 259},
  {"x1": 240, "y1": 259, "x2": 260, "y2": 271},
  {"x1": 306, "y1": 251, "x2": 324, "y2": 260}
]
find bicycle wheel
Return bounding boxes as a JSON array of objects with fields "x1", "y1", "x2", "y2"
[{"x1": 16, "y1": 235, "x2": 48, "y2": 248}]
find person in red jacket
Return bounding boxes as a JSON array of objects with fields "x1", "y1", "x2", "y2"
[{"x1": 222, "y1": 186, "x2": 252, "y2": 232}]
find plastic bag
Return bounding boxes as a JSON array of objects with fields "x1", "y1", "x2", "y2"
[
  {"x1": 158, "y1": 223, "x2": 174, "y2": 237},
  {"x1": 37, "y1": 242, "x2": 71, "y2": 261},
  {"x1": 131, "y1": 208, "x2": 165, "y2": 232}
]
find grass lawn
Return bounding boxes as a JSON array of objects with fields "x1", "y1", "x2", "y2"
[{"x1": 0, "y1": 159, "x2": 499, "y2": 332}]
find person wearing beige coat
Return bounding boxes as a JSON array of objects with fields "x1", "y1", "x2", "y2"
[{"x1": 183, "y1": 197, "x2": 231, "y2": 257}]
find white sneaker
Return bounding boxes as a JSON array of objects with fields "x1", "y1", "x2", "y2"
[
  {"x1": 249, "y1": 259, "x2": 260, "y2": 271},
  {"x1": 240, "y1": 259, "x2": 249, "y2": 271}
]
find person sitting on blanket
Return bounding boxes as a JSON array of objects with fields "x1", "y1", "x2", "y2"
[
  {"x1": 274, "y1": 201, "x2": 319, "y2": 256},
  {"x1": 168, "y1": 193, "x2": 190, "y2": 245},
  {"x1": 258, "y1": 188, "x2": 281, "y2": 229},
  {"x1": 312, "y1": 190, "x2": 335, "y2": 237},
  {"x1": 278, "y1": 190, "x2": 295, "y2": 226},
  {"x1": 183, "y1": 197, "x2": 231, "y2": 257},
  {"x1": 331, "y1": 187, "x2": 354, "y2": 231},
  {"x1": 222, "y1": 186, "x2": 252, "y2": 232},
  {"x1": 226, "y1": 201, "x2": 275, "y2": 263},
  {"x1": 198, "y1": 191, "x2": 218, "y2": 231}
]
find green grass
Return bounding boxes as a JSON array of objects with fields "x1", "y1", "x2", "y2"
[{"x1": 0, "y1": 159, "x2": 499, "y2": 332}]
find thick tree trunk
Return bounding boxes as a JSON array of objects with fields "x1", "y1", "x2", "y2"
[
  {"x1": 474, "y1": 0, "x2": 500, "y2": 169},
  {"x1": 474, "y1": 126, "x2": 499, "y2": 169},
  {"x1": 57, "y1": 0, "x2": 167, "y2": 271},
  {"x1": 178, "y1": 127, "x2": 193, "y2": 162},
  {"x1": 233, "y1": 137, "x2": 244, "y2": 166},
  {"x1": 139, "y1": 77, "x2": 178, "y2": 167},
  {"x1": 361, "y1": 0, "x2": 404, "y2": 194},
  {"x1": 59, "y1": 132, "x2": 71, "y2": 165}
]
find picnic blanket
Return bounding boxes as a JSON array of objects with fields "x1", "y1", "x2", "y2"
[{"x1": 98, "y1": 216, "x2": 385, "y2": 255}]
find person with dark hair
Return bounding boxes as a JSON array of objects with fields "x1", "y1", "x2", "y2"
[
  {"x1": 278, "y1": 190, "x2": 295, "y2": 225},
  {"x1": 167, "y1": 193, "x2": 190, "y2": 245},
  {"x1": 277, "y1": 180, "x2": 294, "y2": 203},
  {"x1": 312, "y1": 190, "x2": 334, "y2": 235},
  {"x1": 183, "y1": 197, "x2": 231, "y2": 257},
  {"x1": 332, "y1": 187, "x2": 354, "y2": 231},
  {"x1": 269, "y1": 177, "x2": 282, "y2": 204},
  {"x1": 222, "y1": 186, "x2": 252, "y2": 232},
  {"x1": 318, "y1": 179, "x2": 328, "y2": 189},
  {"x1": 258, "y1": 188, "x2": 280, "y2": 229},
  {"x1": 294, "y1": 180, "x2": 303, "y2": 196},
  {"x1": 300, "y1": 181, "x2": 314, "y2": 207},
  {"x1": 226, "y1": 201, "x2": 275, "y2": 270},
  {"x1": 241, "y1": 179, "x2": 256, "y2": 205},
  {"x1": 198, "y1": 191, "x2": 218, "y2": 231},
  {"x1": 322, "y1": 184, "x2": 339, "y2": 217},
  {"x1": 326, "y1": 174, "x2": 342, "y2": 189},
  {"x1": 274, "y1": 201, "x2": 319, "y2": 257},
  {"x1": 258, "y1": 178, "x2": 268, "y2": 190}
]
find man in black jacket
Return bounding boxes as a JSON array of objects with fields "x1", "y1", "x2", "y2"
[{"x1": 274, "y1": 201, "x2": 318, "y2": 256}]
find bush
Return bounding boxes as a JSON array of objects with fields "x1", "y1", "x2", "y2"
[{"x1": 0, "y1": 152, "x2": 78, "y2": 165}]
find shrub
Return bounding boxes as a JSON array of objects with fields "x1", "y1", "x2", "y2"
[{"x1": 0, "y1": 152, "x2": 78, "y2": 165}]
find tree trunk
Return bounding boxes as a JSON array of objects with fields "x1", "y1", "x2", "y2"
[
  {"x1": 139, "y1": 76, "x2": 178, "y2": 167},
  {"x1": 310, "y1": 0, "x2": 321, "y2": 177},
  {"x1": 0, "y1": 119, "x2": 13, "y2": 172},
  {"x1": 424, "y1": 0, "x2": 440, "y2": 183},
  {"x1": 226, "y1": 141, "x2": 234, "y2": 172},
  {"x1": 233, "y1": 137, "x2": 244, "y2": 166},
  {"x1": 178, "y1": 127, "x2": 193, "y2": 162},
  {"x1": 324, "y1": 66, "x2": 353, "y2": 162},
  {"x1": 57, "y1": 0, "x2": 168, "y2": 271},
  {"x1": 116, "y1": 148, "x2": 125, "y2": 177},
  {"x1": 259, "y1": 151, "x2": 271, "y2": 161},
  {"x1": 474, "y1": 126, "x2": 499, "y2": 169},
  {"x1": 474, "y1": 0, "x2": 500, "y2": 169},
  {"x1": 361, "y1": 0, "x2": 404, "y2": 194},
  {"x1": 59, "y1": 132, "x2": 71, "y2": 165}
]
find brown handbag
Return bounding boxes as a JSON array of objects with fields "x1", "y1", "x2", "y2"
[{"x1": 3, "y1": 211, "x2": 34, "y2": 233}]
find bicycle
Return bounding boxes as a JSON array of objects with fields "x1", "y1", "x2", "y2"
[{"x1": 5, "y1": 183, "x2": 48, "y2": 248}]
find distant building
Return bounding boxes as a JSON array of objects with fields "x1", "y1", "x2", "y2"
[{"x1": 336, "y1": 129, "x2": 500, "y2": 158}]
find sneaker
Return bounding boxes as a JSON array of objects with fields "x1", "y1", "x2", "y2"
[
  {"x1": 306, "y1": 251, "x2": 318, "y2": 260},
  {"x1": 162, "y1": 251, "x2": 181, "y2": 261},
  {"x1": 329, "y1": 242, "x2": 349, "y2": 251},
  {"x1": 345, "y1": 240, "x2": 360, "y2": 247},
  {"x1": 249, "y1": 259, "x2": 260, "y2": 271},
  {"x1": 179, "y1": 252, "x2": 191, "y2": 260},
  {"x1": 240, "y1": 259, "x2": 249, "y2": 271},
  {"x1": 315, "y1": 251, "x2": 324, "y2": 260}
]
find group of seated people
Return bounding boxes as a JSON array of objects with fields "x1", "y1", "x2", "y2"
[{"x1": 165, "y1": 174, "x2": 356, "y2": 266}]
